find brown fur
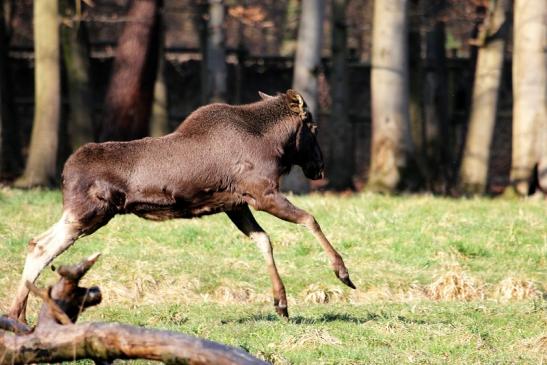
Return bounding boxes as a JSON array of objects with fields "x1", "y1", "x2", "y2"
[{"x1": 10, "y1": 90, "x2": 354, "y2": 321}]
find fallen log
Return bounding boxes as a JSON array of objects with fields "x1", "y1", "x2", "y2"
[
  {"x1": 0, "y1": 322, "x2": 266, "y2": 364},
  {"x1": 0, "y1": 254, "x2": 267, "y2": 365}
]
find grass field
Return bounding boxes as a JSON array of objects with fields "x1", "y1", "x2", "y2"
[{"x1": 0, "y1": 187, "x2": 545, "y2": 364}]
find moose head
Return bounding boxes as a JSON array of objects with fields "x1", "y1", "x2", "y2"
[{"x1": 259, "y1": 89, "x2": 325, "y2": 180}]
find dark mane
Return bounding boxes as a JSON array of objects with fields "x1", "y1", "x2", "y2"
[{"x1": 175, "y1": 95, "x2": 291, "y2": 136}]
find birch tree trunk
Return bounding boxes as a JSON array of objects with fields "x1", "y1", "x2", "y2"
[
  {"x1": 368, "y1": 0, "x2": 411, "y2": 192},
  {"x1": 458, "y1": 0, "x2": 511, "y2": 194},
  {"x1": 99, "y1": 0, "x2": 160, "y2": 142},
  {"x1": 206, "y1": 0, "x2": 227, "y2": 103},
  {"x1": 327, "y1": 0, "x2": 353, "y2": 190},
  {"x1": 61, "y1": 0, "x2": 94, "y2": 149},
  {"x1": 14, "y1": 0, "x2": 61, "y2": 187},
  {"x1": 511, "y1": 0, "x2": 547, "y2": 195},
  {"x1": 282, "y1": 0, "x2": 325, "y2": 194}
]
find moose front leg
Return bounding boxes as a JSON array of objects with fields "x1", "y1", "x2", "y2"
[
  {"x1": 253, "y1": 192, "x2": 356, "y2": 289},
  {"x1": 226, "y1": 206, "x2": 289, "y2": 318}
]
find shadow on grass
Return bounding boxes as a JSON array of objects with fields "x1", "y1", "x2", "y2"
[{"x1": 223, "y1": 311, "x2": 435, "y2": 325}]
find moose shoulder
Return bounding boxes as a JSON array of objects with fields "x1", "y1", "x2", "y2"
[{"x1": 10, "y1": 89, "x2": 355, "y2": 321}]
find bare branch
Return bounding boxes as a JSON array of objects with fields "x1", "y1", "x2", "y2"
[
  {"x1": 0, "y1": 316, "x2": 31, "y2": 335},
  {"x1": 0, "y1": 322, "x2": 267, "y2": 364},
  {"x1": 25, "y1": 281, "x2": 73, "y2": 325}
]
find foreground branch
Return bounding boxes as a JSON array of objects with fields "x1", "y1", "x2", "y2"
[
  {"x1": 1, "y1": 254, "x2": 266, "y2": 364},
  {"x1": 0, "y1": 322, "x2": 266, "y2": 365}
]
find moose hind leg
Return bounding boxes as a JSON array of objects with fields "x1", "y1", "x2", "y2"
[
  {"x1": 254, "y1": 192, "x2": 356, "y2": 289},
  {"x1": 9, "y1": 211, "x2": 82, "y2": 321},
  {"x1": 226, "y1": 206, "x2": 289, "y2": 318}
]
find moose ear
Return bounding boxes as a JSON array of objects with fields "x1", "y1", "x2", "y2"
[
  {"x1": 258, "y1": 91, "x2": 274, "y2": 100},
  {"x1": 286, "y1": 89, "x2": 305, "y2": 116}
]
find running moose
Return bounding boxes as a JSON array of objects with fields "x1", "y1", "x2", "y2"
[{"x1": 9, "y1": 89, "x2": 355, "y2": 321}]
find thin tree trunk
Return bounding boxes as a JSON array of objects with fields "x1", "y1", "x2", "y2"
[
  {"x1": 14, "y1": 0, "x2": 61, "y2": 187},
  {"x1": 458, "y1": 0, "x2": 511, "y2": 194},
  {"x1": 194, "y1": 0, "x2": 208, "y2": 105},
  {"x1": 0, "y1": 0, "x2": 4, "y2": 174},
  {"x1": 206, "y1": 0, "x2": 226, "y2": 103},
  {"x1": 282, "y1": 0, "x2": 325, "y2": 194},
  {"x1": 368, "y1": 0, "x2": 411, "y2": 192},
  {"x1": 99, "y1": 0, "x2": 160, "y2": 142},
  {"x1": 327, "y1": 0, "x2": 353, "y2": 190},
  {"x1": 424, "y1": 20, "x2": 450, "y2": 192},
  {"x1": 150, "y1": 9, "x2": 169, "y2": 137},
  {"x1": 280, "y1": 0, "x2": 300, "y2": 56},
  {"x1": 60, "y1": 0, "x2": 94, "y2": 149},
  {"x1": 0, "y1": 0, "x2": 23, "y2": 179},
  {"x1": 511, "y1": 0, "x2": 546, "y2": 195}
]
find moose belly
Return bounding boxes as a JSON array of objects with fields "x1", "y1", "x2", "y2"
[{"x1": 125, "y1": 190, "x2": 243, "y2": 221}]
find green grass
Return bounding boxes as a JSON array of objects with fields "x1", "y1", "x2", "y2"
[{"x1": 0, "y1": 187, "x2": 545, "y2": 364}]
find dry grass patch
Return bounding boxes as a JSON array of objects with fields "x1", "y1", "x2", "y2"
[
  {"x1": 518, "y1": 334, "x2": 547, "y2": 357},
  {"x1": 349, "y1": 284, "x2": 427, "y2": 304},
  {"x1": 426, "y1": 266, "x2": 485, "y2": 301},
  {"x1": 281, "y1": 328, "x2": 342, "y2": 350},
  {"x1": 210, "y1": 281, "x2": 270, "y2": 304},
  {"x1": 302, "y1": 283, "x2": 347, "y2": 304},
  {"x1": 494, "y1": 277, "x2": 542, "y2": 302}
]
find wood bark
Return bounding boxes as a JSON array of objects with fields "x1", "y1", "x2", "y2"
[
  {"x1": 0, "y1": 255, "x2": 266, "y2": 365},
  {"x1": 0, "y1": 0, "x2": 23, "y2": 179},
  {"x1": 14, "y1": 0, "x2": 61, "y2": 187},
  {"x1": 327, "y1": 0, "x2": 353, "y2": 190},
  {"x1": 282, "y1": 0, "x2": 325, "y2": 194},
  {"x1": 0, "y1": 0, "x2": 4, "y2": 174},
  {"x1": 368, "y1": 0, "x2": 412, "y2": 192},
  {"x1": 61, "y1": 0, "x2": 94, "y2": 149},
  {"x1": 150, "y1": 6, "x2": 169, "y2": 137},
  {"x1": 511, "y1": 0, "x2": 547, "y2": 195},
  {"x1": 458, "y1": 0, "x2": 511, "y2": 194},
  {"x1": 423, "y1": 20, "x2": 450, "y2": 192},
  {"x1": 280, "y1": 0, "x2": 300, "y2": 56},
  {"x1": 206, "y1": 0, "x2": 227, "y2": 103},
  {"x1": 99, "y1": 0, "x2": 160, "y2": 142}
]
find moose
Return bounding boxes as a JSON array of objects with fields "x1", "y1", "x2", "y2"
[{"x1": 9, "y1": 89, "x2": 355, "y2": 322}]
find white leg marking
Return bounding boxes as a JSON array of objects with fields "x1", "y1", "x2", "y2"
[{"x1": 250, "y1": 232, "x2": 274, "y2": 265}]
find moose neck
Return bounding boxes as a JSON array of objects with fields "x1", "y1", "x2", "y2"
[{"x1": 245, "y1": 96, "x2": 299, "y2": 154}]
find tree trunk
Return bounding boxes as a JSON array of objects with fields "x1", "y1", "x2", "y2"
[
  {"x1": 368, "y1": 0, "x2": 412, "y2": 193},
  {"x1": 423, "y1": 20, "x2": 450, "y2": 192},
  {"x1": 206, "y1": 0, "x2": 227, "y2": 103},
  {"x1": 14, "y1": 0, "x2": 61, "y2": 187},
  {"x1": 0, "y1": 0, "x2": 23, "y2": 179},
  {"x1": 150, "y1": 9, "x2": 169, "y2": 137},
  {"x1": 511, "y1": 0, "x2": 546, "y2": 195},
  {"x1": 327, "y1": 0, "x2": 353, "y2": 190},
  {"x1": 0, "y1": 0, "x2": 4, "y2": 175},
  {"x1": 280, "y1": 0, "x2": 300, "y2": 56},
  {"x1": 99, "y1": 0, "x2": 160, "y2": 142},
  {"x1": 60, "y1": 0, "x2": 94, "y2": 149},
  {"x1": 282, "y1": 0, "x2": 325, "y2": 194},
  {"x1": 458, "y1": 0, "x2": 511, "y2": 194}
]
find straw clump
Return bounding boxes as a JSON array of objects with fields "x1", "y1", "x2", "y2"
[
  {"x1": 281, "y1": 328, "x2": 342, "y2": 350},
  {"x1": 302, "y1": 283, "x2": 347, "y2": 304},
  {"x1": 427, "y1": 267, "x2": 485, "y2": 301},
  {"x1": 495, "y1": 277, "x2": 541, "y2": 302}
]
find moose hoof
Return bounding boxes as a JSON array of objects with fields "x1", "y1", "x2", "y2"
[
  {"x1": 335, "y1": 271, "x2": 356, "y2": 289},
  {"x1": 275, "y1": 305, "x2": 289, "y2": 319},
  {"x1": 274, "y1": 299, "x2": 289, "y2": 319}
]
